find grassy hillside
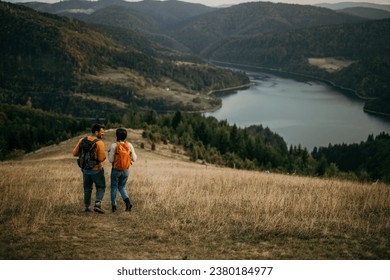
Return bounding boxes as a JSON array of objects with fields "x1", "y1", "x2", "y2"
[{"x1": 1, "y1": 129, "x2": 389, "y2": 259}]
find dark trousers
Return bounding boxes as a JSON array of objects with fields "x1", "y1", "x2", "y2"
[{"x1": 83, "y1": 169, "x2": 106, "y2": 208}]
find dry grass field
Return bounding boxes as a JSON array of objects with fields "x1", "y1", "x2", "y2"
[
  {"x1": 307, "y1": 57, "x2": 355, "y2": 73},
  {"x1": 0, "y1": 129, "x2": 389, "y2": 260}
]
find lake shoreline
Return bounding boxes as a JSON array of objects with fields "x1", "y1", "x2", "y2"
[
  {"x1": 205, "y1": 65, "x2": 390, "y2": 150},
  {"x1": 211, "y1": 60, "x2": 362, "y2": 97},
  {"x1": 210, "y1": 60, "x2": 390, "y2": 119}
]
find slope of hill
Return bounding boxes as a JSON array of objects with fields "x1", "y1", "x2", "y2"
[
  {"x1": 316, "y1": 2, "x2": 390, "y2": 12},
  {"x1": 23, "y1": 0, "x2": 216, "y2": 31},
  {"x1": 86, "y1": 5, "x2": 162, "y2": 33},
  {"x1": 24, "y1": 0, "x2": 216, "y2": 53},
  {"x1": 0, "y1": 2, "x2": 249, "y2": 117},
  {"x1": 339, "y1": 7, "x2": 390, "y2": 19},
  {"x1": 23, "y1": 0, "x2": 132, "y2": 14},
  {"x1": 23, "y1": 1, "x2": 363, "y2": 54},
  {"x1": 0, "y1": 128, "x2": 389, "y2": 259},
  {"x1": 172, "y1": 1, "x2": 363, "y2": 54},
  {"x1": 124, "y1": 0, "x2": 216, "y2": 29}
]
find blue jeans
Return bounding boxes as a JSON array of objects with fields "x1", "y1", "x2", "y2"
[
  {"x1": 83, "y1": 169, "x2": 106, "y2": 208},
  {"x1": 110, "y1": 169, "x2": 130, "y2": 206}
]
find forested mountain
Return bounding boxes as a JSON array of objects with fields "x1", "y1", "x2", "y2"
[
  {"x1": 119, "y1": 0, "x2": 216, "y2": 29},
  {"x1": 0, "y1": 2, "x2": 248, "y2": 117},
  {"x1": 339, "y1": 7, "x2": 390, "y2": 20},
  {"x1": 86, "y1": 5, "x2": 162, "y2": 34},
  {"x1": 20, "y1": 0, "x2": 390, "y2": 116},
  {"x1": 316, "y1": 2, "x2": 390, "y2": 19},
  {"x1": 23, "y1": 1, "x2": 363, "y2": 54},
  {"x1": 24, "y1": 0, "x2": 216, "y2": 22},
  {"x1": 23, "y1": 0, "x2": 216, "y2": 53},
  {"x1": 23, "y1": 0, "x2": 216, "y2": 31},
  {"x1": 316, "y1": 2, "x2": 390, "y2": 12},
  {"x1": 172, "y1": 1, "x2": 362, "y2": 54},
  {"x1": 77, "y1": 4, "x2": 193, "y2": 52}
]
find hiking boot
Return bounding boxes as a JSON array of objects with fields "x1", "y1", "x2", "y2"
[
  {"x1": 124, "y1": 198, "x2": 132, "y2": 212},
  {"x1": 83, "y1": 207, "x2": 91, "y2": 213},
  {"x1": 93, "y1": 202, "x2": 105, "y2": 214},
  {"x1": 112, "y1": 205, "x2": 117, "y2": 213}
]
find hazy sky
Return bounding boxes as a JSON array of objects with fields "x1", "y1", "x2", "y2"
[
  {"x1": 6, "y1": 0, "x2": 390, "y2": 7},
  {"x1": 181, "y1": 0, "x2": 390, "y2": 6}
]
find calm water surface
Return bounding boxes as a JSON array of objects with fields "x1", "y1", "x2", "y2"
[{"x1": 206, "y1": 72, "x2": 390, "y2": 150}]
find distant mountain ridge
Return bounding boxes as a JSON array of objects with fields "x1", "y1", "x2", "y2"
[
  {"x1": 316, "y1": 2, "x2": 390, "y2": 19},
  {"x1": 339, "y1": 7, "x2": 390, "y2": 20},
  {"x1": 316, "y1": 2, "x2": 390, "y2": 12},
  {"x1": 172, "y1": 2, "x2": 363, "y2": 54},
  {"x1": 23, "y1": 1, "x2": 363, "y2": 54},
  {"x1": 22, "y1": 0, "x2": 217, "y2": 53},
  {"x1": 9, "y1": 0, "x2": 390, "y2": 116},
  {"x1": 23, "y1": 0, "x2": 216, "y2": 27}
]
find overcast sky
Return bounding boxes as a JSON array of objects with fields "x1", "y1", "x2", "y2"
[
  {"x1": 181, "y1": 0, "x2": 390, "y2": 6},
  {"x1": 5, "y1": 0, "x2": 390, "y2": 7}
]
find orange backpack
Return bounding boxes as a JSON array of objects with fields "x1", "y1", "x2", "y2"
[{"x1": 113, "y1": 141, "x2": 131, "y2": 170}]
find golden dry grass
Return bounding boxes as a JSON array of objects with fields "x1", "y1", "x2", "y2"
[
  {"x1": 0, "y1": 129, "x2": 389, "y2": 259},
  {"x1": 307, "y1": 57, "x2": 355, "y2": 73}
]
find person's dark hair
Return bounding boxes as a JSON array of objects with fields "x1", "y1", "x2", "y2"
[
  {"x1": 91, "y1": 123, "x2": 104, "y2": 134},
  {"x1": 116, "y1": 128, "x2": 127, "y2": 141}
]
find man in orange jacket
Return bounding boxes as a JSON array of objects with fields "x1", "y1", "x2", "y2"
[{"x1": 73, "y1": 124, "x2": 106, "y2": 213}]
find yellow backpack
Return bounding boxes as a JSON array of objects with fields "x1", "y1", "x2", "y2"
[{"x1": 113, "y1": 141, "x2": 131, "y2": 170}]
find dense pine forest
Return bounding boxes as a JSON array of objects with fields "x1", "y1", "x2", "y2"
[
  {"x1": 0, "y1": 104, "x2": 88, "y2": 159},
  {"x1": 127, "y1": 111, "x2": 390, "y2": 183}
]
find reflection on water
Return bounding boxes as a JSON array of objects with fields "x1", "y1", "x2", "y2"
[{"x1": 206, "y1": 72, "x2": 390, "y2": 150}]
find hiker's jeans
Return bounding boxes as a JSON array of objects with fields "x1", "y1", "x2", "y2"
[
  {"x1": 110, "y1": 168, "x2": 130, "y2": 206},
  {"x1": 83, "y1": 168, "x2": 106, "y2": 207}
]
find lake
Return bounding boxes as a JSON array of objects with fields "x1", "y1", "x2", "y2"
[{"x1": 206, "y1": 71, "x2": 390, "y2": 150}]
